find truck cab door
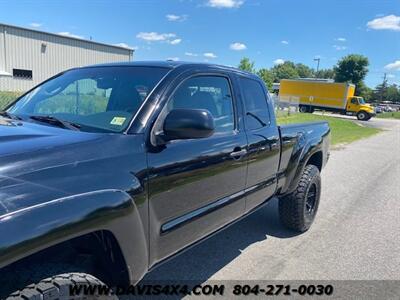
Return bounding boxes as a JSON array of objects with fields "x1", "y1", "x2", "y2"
[
  {"x1": 238, "y1": 76, "x2": 281, "y2": 212},
  {"x1": 146, "y1": 73, "x2": 248, "y2": 265},
  {"x1": 347, "y1": 97, "x2": 359, "y2": 112}
]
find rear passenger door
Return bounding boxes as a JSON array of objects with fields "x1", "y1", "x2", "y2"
[{"x1": 238, "y1": 76, "x2": 281, "y2": 212}]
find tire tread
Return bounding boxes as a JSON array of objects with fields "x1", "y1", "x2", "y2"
[{"x1": 279, "y1": 165, "x2": 320, "y2": 232}]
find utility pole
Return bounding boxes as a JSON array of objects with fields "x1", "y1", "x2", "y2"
[
  {"x1": 314, "y1": 57, "x2": 321, "y2": 74},
  {"x1": 380, "y1": 73, "x2": 387, "y2": 102}
]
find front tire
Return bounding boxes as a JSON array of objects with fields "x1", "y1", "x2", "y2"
[
  {"x1": 279, "y1": 165, "x2": 321, "y2": 232},
  {"x1": 357, "y1": 111, "x2": 369, "y2": 121},
  {"x1": 6, "y1": 273, "x2": 116, "y2": 300}
]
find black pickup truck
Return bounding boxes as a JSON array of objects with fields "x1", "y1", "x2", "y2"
[{"x1": 0, "y1": 61, "x2": 330, "y2": 299}]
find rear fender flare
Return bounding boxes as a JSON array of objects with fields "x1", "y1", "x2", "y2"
[{"x1": 281, "y1": 136, "x2": 324, "y2": 195}]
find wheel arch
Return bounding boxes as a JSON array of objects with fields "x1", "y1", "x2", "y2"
[{"x1": 0, "y1": 189, "x2": 148, "y2": 287}]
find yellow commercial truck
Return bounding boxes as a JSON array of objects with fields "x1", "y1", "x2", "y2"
[{"x1": 279, "y1": 79, "x2": 375, "y2": 120}]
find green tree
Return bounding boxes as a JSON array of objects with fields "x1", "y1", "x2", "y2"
[
  {"x1": 238, "y1": 57, "x2": 255, "y2": 73},
  {"x1": 257, "y1": 68, "x2": 274, "y2": 89},
  {"x1": 315, "y1": 68, "x2": 335, "y2": 79},
  {"x1": 295, "y1": 63, "x2": 314, "y2": 78},
  {"x1": 373, "y1": 77, "x2": 389, "y2": 102},
  {"x1": 385, "y1": 84, "x2": 400, "y2": 103},
  {"x1": 334, "y1": 54, "x2": 369, "y2": 85},
  {"x1": 356, "y1": 81, "x2": 374, "y2": 102},
  {"x1": 271, "y1": 61, "x2": 299, "y2": 82}
]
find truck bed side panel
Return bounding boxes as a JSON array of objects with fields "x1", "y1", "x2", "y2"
[{"x1": 277, "y1": 121, "x2": 330, "y2": 195}]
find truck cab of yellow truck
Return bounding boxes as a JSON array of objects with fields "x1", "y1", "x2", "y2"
[
  {"x1": 279, "y1": 79, "x2": 376, "y2": 121},
  {"x1": 346, "y1": 96, "x2": 375, "y2": 120}
]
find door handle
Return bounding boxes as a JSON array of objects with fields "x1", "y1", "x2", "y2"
[{"x1": 230, "y1": 148, "x2": 247, "y2": 158}]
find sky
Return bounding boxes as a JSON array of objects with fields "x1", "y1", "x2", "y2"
[{"x1": 0, "y1": 0, "x2": 399, "y2": 88}]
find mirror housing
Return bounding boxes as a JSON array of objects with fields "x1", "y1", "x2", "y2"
[{"x1": 162, "y1": 108, "x2": 215, "y2": 141}]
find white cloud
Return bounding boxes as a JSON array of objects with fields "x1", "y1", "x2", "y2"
[
  {"x1": 29, "y1": 22, "x2": 42, "y2": 28},
  {"x1": 166, "y1": 14, "x2": 188, "y2": 22},
  {"x1": 58, "y1": 32, "x2": 84, "y2": 39},
  {"x1": 274, "y1": 58, "x2": 285, "y2": 65},
  {"x1": 385, "y1": 60, "x2": 400, "y2": 71},
  {"x1": 335, "y1": 37, "x2": 346, "y2": 42},
  {"x1": 185, "y1": 52, "x2": 198, "y2": 57},
  {"x1": 137, "y1": 32, "x2": 176, "y2": 42},
  {"x1": 136, "y1": 32, "x2": 181, "y2": 45},
  {"x1": 113, "y1": 43, "x2": 138, "y2": 50},
  {"x1": 281, "y1": 40, "x2": 289, "y2": 45},
  {"x1": 367, "y1": 15, "x2": 400, "y2": 31},
  {"x1": 333, "y1": 45, "x2": 347, "y2": 51},
  {"x1": 204, "y1": 52, "x2": 217, "y2": 58},
  {"x1": 168, "y1": 38, "x2": 182, "y2": 45},
  {"x1": 167, "y1": 57, "x2": 180, "y2": 61},
  {"x1": 206, "y1": 0, "x2": 244, "y2": 9},
  {"x1": 229, "y1": 42, "x2": 247, "y2": 51},
  {"x1": 387, "y1": 74, "x2": 396, "y2": 78}
]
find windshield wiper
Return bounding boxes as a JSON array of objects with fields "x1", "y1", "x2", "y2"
[
  {"x1": 29, "y1": 115, "x2": 81, "y2": 131},
  {"x1": 0, "y1": 111, "x2": 22, "y2": 120}
]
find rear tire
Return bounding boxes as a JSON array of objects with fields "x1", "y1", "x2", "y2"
[
  {"x1": 6, "y1": 273, "x2": 116, "y2": 300},
  {"x1": 279, "y1": 165, "x2": 321, "y2": 232},
  {"x1": 299, "y1": 105, "x2": 308, "y2": 113}
]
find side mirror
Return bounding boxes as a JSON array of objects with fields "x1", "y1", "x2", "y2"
[{"x1": 162, "y1": 108, "x2": 214, "y2": 141}]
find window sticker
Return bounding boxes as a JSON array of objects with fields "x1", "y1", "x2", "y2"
[{"x1": 110, "y1": 117, "x2": 126, "y2": 126}]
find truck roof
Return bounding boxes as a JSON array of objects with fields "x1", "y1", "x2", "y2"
[{"x1": 84, "y1": 60, "x2": 259, "y2": 79}]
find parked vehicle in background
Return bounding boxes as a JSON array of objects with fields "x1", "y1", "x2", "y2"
[
  {"x1": 278, "y1": 79, "x2": 376, "y2": 121},
  {"x1": 0, "y1": 61, "x2": 330, "y2": 299},
  {"x1": 375, "y1": 106, "x2": 383, "y2": 114},
  {"x1": 383, "y1": 106, "x2": 394, "y2": 112}
]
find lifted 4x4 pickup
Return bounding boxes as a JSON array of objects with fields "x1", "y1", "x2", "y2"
[{"x1": 0, "y1": 62, "x2": 330, "y2": 299}]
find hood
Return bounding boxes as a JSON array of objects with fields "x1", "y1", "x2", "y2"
[
  {"x1": 0, "y1": 117, "x2": 144, "y2": 216},
  {"x1": 360, "y1": 104, "x2": 374, "y2": 112},
  {"x1": 0, "y1": 118, "x2": 101, "y2": 158}
]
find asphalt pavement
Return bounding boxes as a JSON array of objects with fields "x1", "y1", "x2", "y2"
[{"x1": 143, "y1": 118, "x2": 400, "y2": 285}]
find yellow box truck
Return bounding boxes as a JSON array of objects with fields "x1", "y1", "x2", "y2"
[{"x1": 279, "y1": 79, "x2": 375, "y2": 120}]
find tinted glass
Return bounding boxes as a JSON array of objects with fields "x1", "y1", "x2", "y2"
[
  {"x1": 240, "y1": 77, "x2": 270, "y2": 130},
  {"x1": 9, "y1": 66, "x2": 169, "y2": 132},
  {"x1": 169, "y1": 76, "x2": 234, "y2": 133}
]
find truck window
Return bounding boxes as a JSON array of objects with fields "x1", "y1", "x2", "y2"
[
  {"x1": 239, "y1": 77, "x2": 270, "y2": 130},
  {"x1": 169, "y1": 76, "x2": 234, "y2": 133},
  {"x1": 8, "y1": 66, "x2": 169, "y2": 133},
  {"x1": 351, "y1": 98, "x2": 358, "y2": 105}
]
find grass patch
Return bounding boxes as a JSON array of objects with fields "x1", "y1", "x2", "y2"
[
  {"x1": 376, "y1": 111, "x2": 400, "y2": 119},
  {"x1": 277, "y1": 113, "x2": 382, "y2": 145}
]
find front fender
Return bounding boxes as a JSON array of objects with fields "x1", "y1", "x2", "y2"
[{"x1": 0, "y1": 189, "x2": 148, "y2": 283}]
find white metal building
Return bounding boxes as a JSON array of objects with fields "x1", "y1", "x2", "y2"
[{"x1": 0, "y1": 23, "x2": 134, "y2": 92}]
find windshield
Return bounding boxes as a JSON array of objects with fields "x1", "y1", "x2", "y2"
[
  {"x1": 8, "y1": 66, "x2": 169, "y2": 133},
  {"x1": 358, "y1": 97, "x2": 366, "y2": 104},
  {"x1": 358, "y1": 97, "x2": 365, "y2": 104}
]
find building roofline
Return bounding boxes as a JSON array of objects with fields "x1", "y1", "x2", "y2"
[{"x1": 0, "y1": 22, "x2": 135, "y2": 53}]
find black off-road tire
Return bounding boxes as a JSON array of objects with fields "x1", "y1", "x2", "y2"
[
  {"x1": 279, "y1": 165, "x2": 321, "y2": 232},
  {"x1": 6, "y1": 273, "x2": 116, "y2": 300}
]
